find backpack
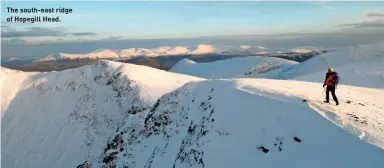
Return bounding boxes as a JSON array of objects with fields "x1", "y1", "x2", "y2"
[{"x1": 332, "y1": 72, "x2": 340, "y2": 85}]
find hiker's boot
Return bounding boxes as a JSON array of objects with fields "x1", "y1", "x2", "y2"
[
  {"x1": 336, "y1": 102, "x2": 339, "y2": 106},
  {"x1": 324, "y1": 100, "x2": 329, "y2": 103}
]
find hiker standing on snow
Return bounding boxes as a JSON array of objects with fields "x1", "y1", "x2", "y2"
[{"x1": 323, "y1": 68, "x2": 340, "y2": 106}]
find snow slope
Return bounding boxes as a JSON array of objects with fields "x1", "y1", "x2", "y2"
[
  {"x1": 88, "y1": 79, "x2": 384, "y2": 168},
  {"x1": 276, "y1": 42, "x2": 384, "y2": 81},
  {"x1": 170, "y1": 42, "x2": 383, "y2": 88},
  {"x1": 0, "y1": 67, "x2": 38, "y2": 116},
  {"x1": 294, "y1": 59, "x2": 384, "y2": 88},
  {"x1": 169, "y1": 56, "x2": 298, "y2": 79},
  {"x1": 1, "y1": 60, "x2": 202, "y2": 168},
  {"x1": 236, "y1": 79, "x2": 384, "y2": 149}
]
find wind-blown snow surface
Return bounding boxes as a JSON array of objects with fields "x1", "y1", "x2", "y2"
[
  {"x1": 1, "y1": 60, "x2": 202, "y2": 168},
  {"x1": 169, "y1": 56, "x2": 298, "y2": 79},
  {"x1": 89, "y1": 79, "x2": 384, "y2": 168}
]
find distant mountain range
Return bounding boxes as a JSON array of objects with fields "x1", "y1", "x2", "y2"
[{"x1": 2, "y1": 44, "x2": 331, "y2": 72}]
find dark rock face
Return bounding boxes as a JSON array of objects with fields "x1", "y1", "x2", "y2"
[
  {"x1": 76, "y1": 161, "x2": 91, "y2": 168},
  {"x1": 76, "y1": 81, "x2": 308, "y2": 167},
  {"x1": 243, "y1": 60, "x2": 285, "y2": 76},
  {"x1": 88, "y1": 86, "x2": 223, "y2": 168},
  {"x1": 65, "y1": 61, "x2": 151, "y2": 166}
]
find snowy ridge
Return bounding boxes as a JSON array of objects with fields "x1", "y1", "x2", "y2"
[
  {"x1": 235, "y1": 79, "x2": 384, "y2": 149},
  {"x1": 0, "y1": 67, "x2": 38, "y2": 116},
  {"x1": 169, "y1": 56, "x2": 298, "y2": 79},
  {"x1": 88, "y1": 79, "x2": 384, "y2": 168},
  {"x1": 1, "y1": 60, "x2": 202, "y2": 168}
]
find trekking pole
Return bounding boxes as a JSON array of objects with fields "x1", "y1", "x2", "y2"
[{"x1": 322, "y1": 86, "x2": 326, "y2": 95}]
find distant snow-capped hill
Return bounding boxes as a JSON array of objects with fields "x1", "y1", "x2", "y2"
[
  {"x1": 169, "y1": 56, "x2": 298, "y2": 79},
  {"x1": 190, "y1": 44, "x2": 268, "y2": 55},
  {"x1": 87, "y1": 79, "x2": 384, "y2": 168},
  {"x1": 34, "y1": 55, "x2": 57, "y2": 62},
  {"x1": 190, "y1": 44, "x2": 216, "y2": 54},
  {"x1": 1, "y1": 60, "x2": 202, "y2": 168},
  {"x1": 290, "y1": 46, "x2": 325, "y2": 54},
  {"x1": 6, "y1": 57, "x2": 22, "y2": 61},
  {"x1": 59, "y1": 49, "x2": 120, "y2": 60},
  {"x1": 118, "y1": 48, "x2": 157, "y2": 58}
]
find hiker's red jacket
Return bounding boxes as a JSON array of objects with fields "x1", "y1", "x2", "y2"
[{"x1": 324, "y1": 72, "x2": 335, "y2": 86}]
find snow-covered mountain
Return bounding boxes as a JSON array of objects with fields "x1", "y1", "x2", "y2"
[
  {"x1": 2, "y1": 42, "x2": 384, "y2": 168},
  {"x1": 52, "y1": 44, "x2": 269, "y2": 60},
  {"x1": 1, "y1": 60, "x2": 202, "y2": 168},
  {"x1": 59, "y1": 49, "x2": 120, "y2": 60},
  {"x1": 34, "y1": 55, "x2": 57, "y2": 62},
  {"x1": 290, "y1": 46, "x2": 325, "y2": 54},
  {"x1": 87, "y1": 78, "x2": 384, "y2": 168},
  {"x1": 278, "y1": 42, "x2": 384, "y2": 84},
  {"x1": 169, "y1": 42, "x2": 384, "y2": 88},
  {"x1": 32, "y1": 44, "x2": 322, "y2": 61},
  {"x1": 6, "y1": 57, "x2": 22, "y2": 61},
  {"x1": 1, "y1": 67, "x2": 39, "y2": 116},
  {"x1": 294, "y1": 58, "x2": 384, "y2": 88},
  {"x1": 169, "y1": 57, "x2": 298, "y2": 79}
]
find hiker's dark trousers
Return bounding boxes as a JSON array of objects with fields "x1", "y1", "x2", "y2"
[{"x1": 326, "y1": 85, "x2": 339, "y2": 103}]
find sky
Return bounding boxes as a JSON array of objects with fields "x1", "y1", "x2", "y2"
[{"x1": 1, "y1": 1, "x2": 384, "y2": 58}]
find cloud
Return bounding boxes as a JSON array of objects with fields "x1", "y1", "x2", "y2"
[
  {"x1": 312, "y1": 1, "x2": 336, "y2": 11},
  {"x1": 102, "y1": 36, "x2": 123, "y2": 40},
  {"x1": 1, "y1": 24, "x2": 10, "y2": 29},
  {"x1": 3, "y1": 27, "x2": 384, "y2": 59},
  {"x1": 8, "y1": 38, "x2": 27, "y2": 43},
  {"x1": 70, "y1": 32, "x2": 98, "y2": 36},
  {"x1": 1, "y1": 27, "x2": 66, "y2": 38},
  {"x1": 340, "y1": 20, "x2": 384, "y2": 28},
  {"x1": 1, "y1": 26, "x2": 97, "y2": 38},
  {"x1": 365, "y1": 12, "x2": 384, "y2": 17}
]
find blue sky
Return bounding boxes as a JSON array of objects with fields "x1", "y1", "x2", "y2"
[
  {"x1": 1, "y1": 1, "x2": 384, "y2": 58},
  {"x1": 2, "y1": 1, "x2": 383, "y2": 40}
]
